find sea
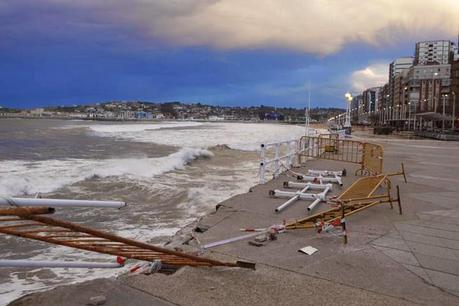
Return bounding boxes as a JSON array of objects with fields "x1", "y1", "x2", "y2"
[{"x1": 0, "y1": 118, "x2": 309, "y2": 305}]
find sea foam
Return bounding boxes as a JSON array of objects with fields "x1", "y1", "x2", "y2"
[
  {"x1": 84, "y1": 122, "x2": 315, "y2": 151},
  {"x1": 0, "y1": 147, "x2": 213, "y2": 196}
]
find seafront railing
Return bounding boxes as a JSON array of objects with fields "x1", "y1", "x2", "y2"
[{"x1": 259, "y1": 139, "x2": 303, "y2": 183}]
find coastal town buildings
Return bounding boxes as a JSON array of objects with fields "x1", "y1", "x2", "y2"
[
  {"x1": 388, "y1": 57, "x2": 414, "y2": 120},
  {"x1": 352, "y1": 38, "x2": 459, "y2": 133},
  {"x1": 451, "y1": 59, "x2": 459, "y2": 121},
  {"x1": 0, "y1": 101, "x2": 344, "y2": 123}
]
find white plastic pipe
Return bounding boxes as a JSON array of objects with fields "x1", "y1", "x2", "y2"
[
  {"x1": 202, "y1": 231, "x2": 264, "y2": 249},
  {"x1": 334, "y1": 174, "x2": 343, "y2": 186},
  {"x1": 0, "y1": 197, "x2": 126, "y2": 209},
  {"x1": 0, "y1": 260, "x2": 123, "y2": 269},
  {"x1": 308, "y1": 169, "x2": 343, "y2": 176},
  {"x1": 275, "y1": 186, "x2": 310, "y2": 213},
  {"x1": 272, "y1": 190, "x2": 317, "y2": 199},
  {"x1": 307, "y1": 198, "x2": 322, "y2": 211},
  {"x1": 298, "y1": 175, "x2": 342, "y2": 185},
  {"x1": 275, "y1": 196, "x2": 299, "y2": 213},
  {"x1": 284, "y1": 182, "x2": 332, "y2": 190}
]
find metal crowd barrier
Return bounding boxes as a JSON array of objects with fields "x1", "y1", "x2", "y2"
[
  {"x1": 259, "y1": 139, "x2": 302, "y2": 183},
  {"x1": 0, "y1": 200, "x2": 255, "y2": 270},
  {"x1": 299, "y1": 135, "x2": 384, "y2": 175}
]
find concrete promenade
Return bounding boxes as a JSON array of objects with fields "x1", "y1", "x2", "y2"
[{"x1": 11, "y1": 136, "x2": 459, "y2": 305}]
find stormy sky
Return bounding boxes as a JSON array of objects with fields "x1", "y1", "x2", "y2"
[{"x1": 1, "y1": 0, "x2": 459, "y2": 108}]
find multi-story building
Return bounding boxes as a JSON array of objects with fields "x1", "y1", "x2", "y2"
[
  {"x1": 414, "y1": 40, "x2": 456, "y2": 65},
  {"x1": 389, "y1": 57, "x2": 414, "y2": 79},
  {"x1": 451, "y1": 60, "x2": 459, "y2": 124},
  {"x1": 350, "y1": 94, "x2": 362, "y2": 122},
  {"x1": 392, "y1": 70, "x2": 410, "y2": 120},
  {"x1": 378, "y1": 83, "x2": 390, "y2": 124},
  {"x1": 363, "y1": 87, "x2": 380, "y2": 113},
  {"x1": 388, "y1": 57, "x2": 414, "y2": 114},
  {"x1": 407, "y1": 64, "x2": 451, "y2": 112},
  {"x1": 360, "y1": 87, "x2": 380, "y2": 124}
]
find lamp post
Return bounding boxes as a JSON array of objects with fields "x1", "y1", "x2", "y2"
[
  {"x1": 344, "y1": 92, "x2": 352, "y2": 130},
  {"x1": 442, "y1": 94, "x2": 448, "y2": 132},
  {"x1": 408, "y1": 102, "x2": 412, "y2": 130},
  {"x1": 452, "y1": 91, "x2": 456, "y2": 131},
  {"x1": 432, "y1": 72, "x2": 438, "y2": 112},
  {"x1": 403, "y1": 86, "x2": 408, "y2": 121}
]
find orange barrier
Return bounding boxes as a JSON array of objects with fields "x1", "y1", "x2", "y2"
[{"x1": 299, "y1": 136, "x2": 384, "y2": 175}]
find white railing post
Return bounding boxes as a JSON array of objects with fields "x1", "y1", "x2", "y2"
[
  {"x1": 273, "y1": 143, "x2": 280, "y2": 178},
  {"x1": 286, "y1": 142, "x2": 291, "y2": 168},
  {"x1": 293, "y1": 141, "x2": 298, "y2": 166},
  {"x1": 258, "y1": 139, "x2": 306, "y2": 183},
  {"x1": 259, "y1": 143, "x2": 266, "y2": 184}
]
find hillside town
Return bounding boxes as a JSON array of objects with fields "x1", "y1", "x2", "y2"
[
  {"x1": 0, "y1": 102, "x2": 343, "y2": 123},
  {"x1": 348, "y1": 39, "x2": 459, "y2": 136}
]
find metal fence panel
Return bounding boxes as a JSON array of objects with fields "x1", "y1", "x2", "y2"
[
  {"x1": 361, "y1": 143, "x2": 384, "y2": 175},
  {"x1": 300, "y1": 136, "x2": 363, "y2": 164},
  {"x1": 299, "y1": 136, "x2": 384, "y2": 175}
]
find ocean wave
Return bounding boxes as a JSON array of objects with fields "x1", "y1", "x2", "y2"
[
  {"x1": 0, "y1": 148, "x2": 213, "y2": 196},
  {"x1": 81, "y1": 122, "x2": 318, "y2": 151},
  {"x1": 86, "y1": 121, "x2": 203, "y2": 134}
]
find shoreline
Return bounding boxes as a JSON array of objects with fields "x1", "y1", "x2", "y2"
[{"x1": 0, "y1": 115, "x2": 324, "y2": 126}]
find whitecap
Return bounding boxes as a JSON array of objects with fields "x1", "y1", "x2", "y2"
[{"x1": 0, "y1": 147, "x2": 213, "y2": 196}]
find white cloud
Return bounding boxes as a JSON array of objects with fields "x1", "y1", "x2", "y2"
[
  {"x1": 117, "y1": 0, "x2": 459, "y2": 55},
  {"x1": 351, "y1": 63, "x2": 388, "y2": 92},
  {"x1": 5, "y1": 0, "x2": 459, "y2": 55}
]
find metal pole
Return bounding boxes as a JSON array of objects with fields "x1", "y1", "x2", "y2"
[
  {"x1": 0, "y1": 260, "x2": 123, "y2": 269},
  {"x1": 341, "y1": 203, "x2": 347, "y2": 244},
  {"x1": 453, "y1": 92, "x2": 456, "y2": 131},
  {"x1": 409, "y1": 103, "x2": 412, "y2": 130},
  {"x1": 431, "y1": 73, "x2": 437, "y2": 112},
  {"x1": 0, "y1": 197, "x2": 126, "y2": 209},
  {"x1": 306, "y1": 83, "x2": 311, "y2": 136},
  {"x1": 442, "y1": 95, "x2": 446, "y2": 132}
]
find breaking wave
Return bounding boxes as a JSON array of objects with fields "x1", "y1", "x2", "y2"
[
  {"x1": 85, "y1": 121, "x2": 203, "y2": 134},
  {"x1": 81, "y1": 122, "x2": 317, "y2": 151},
  {"x1": 0, "y1": 147, "x2": 213, "y2": 196}
]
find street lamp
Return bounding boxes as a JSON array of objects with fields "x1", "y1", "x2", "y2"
[
  {"x1": 452, "y1": 91, "x2": 456, "y2": 131},
  {"x1": 403, "y1": 87, "x2": 408, "y2": 120},
  {"x1": 432, "y1": 71, "x2": 439, "y2": 112},
  {"x1": 442, "y1": 94, "x2": 448, "y2": 132},
  {"x1": 344, "y1": 92, "x2": 353, "y2": 128},
  {"x1": 408, "y1": 102, "x2": 412, "y2": 130}
]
